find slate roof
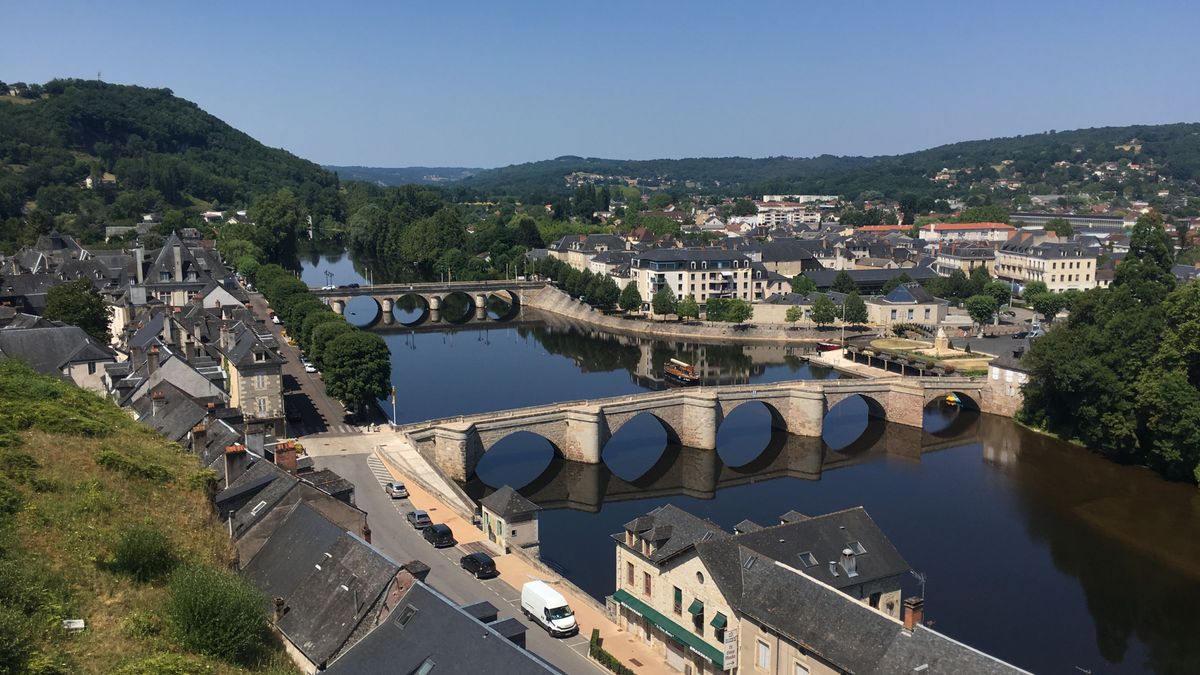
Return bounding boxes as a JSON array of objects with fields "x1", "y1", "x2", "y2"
[
  {"x1": 130, "y1": 381, "x2": 207, "y2": 442},
  {"x1": 480, "y1": 485, "x2": 541, "y2": 520},
  {"x1": 223, "y1": 321, "x2": 283, "y2": 367},
  {"x1": 324, "y1": 582, "x2": 557, "y2": 674},
  {"x1": 614, "y1": 503, "x2": 727, "y2": 564},
  {"x1": 802, "y1": 267, "x2": 938, "y2": 291},
  {"x1": 872, "y1": 283, "x2": 945, "y2": 306},
  {"x1": 0, "y1": 325, "x2": 116, "y2": 375},
  {"x1": 215, "y1": 460, "x2": 300, "y2": 537},
  {"x1": 632, "y1": 248, "x2": 753, "y2": 264},
  {"x1": 757, "y1": 238, "x2": 819, "y2": 262},
  {"x1": 242, "y1": 501, "x2": 346, "y2": 601},
  {"x1": 729, "y1": 507, "x2": 909, "y2": 591}
]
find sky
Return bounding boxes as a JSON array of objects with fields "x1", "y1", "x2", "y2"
[{"x1": 5, "y1": 1, "x2": 1199, "y2": 168}]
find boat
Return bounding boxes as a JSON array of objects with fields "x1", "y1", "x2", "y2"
[
  {"x1": 944, "y1": 393, "x2": 962, "y2": 407},
  {"x1": 816, "y1": 341, "x2": 843, "y2": 351},
  {"x1": 663, "y1": 358, "x2": 701, "y2": 386}
]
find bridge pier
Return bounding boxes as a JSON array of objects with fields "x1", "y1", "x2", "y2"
[
  {"x1": 381, "y1": 297, "x2": 393, "y2": 313},
  {"x1": 330, "y1": 300, "x2": 345, "y2": 315},
  {"x1": 428, "y1": 296, "x2": 441, "y2": 311},
  {"x1": 563, "y1": 408, "x2": 609, "y2": 464},
  {"x1": 431, "y1": 424, "x2": 483, "y2": 483},
  {"x1": 678, "y1": 393, "x2": 721, "y2": 450},
  {"x1": 781, "y1": 390, "x2": 827, "y2": 436},
  {"x1": 475, "y1": 294, "x2": 487, "y2": 310}
]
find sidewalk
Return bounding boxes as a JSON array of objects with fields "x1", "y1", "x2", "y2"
[
  {"x1": 808, "y1": 348, "x2": 888, "y2": 378},
  {"x1": 373, "y1": 448, "x2": 673, "y2": 675}
]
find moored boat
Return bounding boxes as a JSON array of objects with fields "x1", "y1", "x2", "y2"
[
  {"x1": 816, "y1": 341, "x2": 842, "y2": 351},
  {"x1": 663, "y1": 358, "x2": 701, "y2": 386}
]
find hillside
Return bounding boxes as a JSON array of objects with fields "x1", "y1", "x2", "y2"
[
  {"x1": 323, "y1": 165, "x2": 480, "y2": 186},
  {"x1": 355, "y1": 123, "x2": 1200, "y2": 202},
  {"x1": 0, "y1": 79, "x2": 342, "y2": 250},
  {"x1": 0, "y1": 360, "x2": 294, "y2": 674}
]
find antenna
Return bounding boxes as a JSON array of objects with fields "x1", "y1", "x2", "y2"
[{"x1": 910, "y1": 569, "x2": 927, "y2": 598}]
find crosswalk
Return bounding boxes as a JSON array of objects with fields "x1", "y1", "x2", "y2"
[
  {"x1": 366, "y1": 454, "x2": 393, "y2": 488},
  {"x1": 304, "y1": 423, "x2": 361, "y2": 437}
]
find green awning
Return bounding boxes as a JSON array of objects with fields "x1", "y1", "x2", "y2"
[
  {"x1": 687, "y1": 599, "x2": 705, "y2": 615},
  {"x1": 709, "y1": 612, "x2": 727, "y2": 629},
  {"x1": 612, "y1": 589, "x2": 723, "y2": 668}
]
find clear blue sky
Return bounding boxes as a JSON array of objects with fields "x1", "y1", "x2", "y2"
[{"x1": 5, "y1": 1, "x2": 1198, "y2": 168}]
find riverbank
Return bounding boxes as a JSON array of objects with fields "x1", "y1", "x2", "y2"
[{"x1": 523, "y1": 285, "x2": 872, "y2": 346}]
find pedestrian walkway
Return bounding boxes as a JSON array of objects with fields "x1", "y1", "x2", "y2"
[
  {"x1": 372, "y1": 448, "x2": 674, "y2": 675},
  {"x1": 308, "y1": 423, "x2": 362, "y2": 436}
]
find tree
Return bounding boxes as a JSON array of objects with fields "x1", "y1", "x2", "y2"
[
  {"x1": 619, "y1": 281, "x2": 643, "y2": 312},
  {"x1": 311, "y1": 320, "x2": 354, "y2": 370},
  {"x1": 44, "y1": 278, "x2": 110, "y2": 341},
  {"x1": 1113, "y1": 211, "x2": 1176, "y2": 304},
  {"x1": 881, "y1": 272, "x2": 912, "y2": 294},
  {"x1": 323, "y1": 331, "x2": 392, "y2": 411},
  {"x1": 968, "y1": 266, "x2": 991, "y2": 296},
  {"x1": 810, "y1": 294, "x2": 837, "y2": 327},
  {"x1": 677, "y1": 295, "x2": 700, "y2": 319},
  {"x1": 785, "y1": 306, "x2": 805, "y2": 323},
  {"x1": 1044, "y1": 217, "x2": 1073, "y2": 237},
  {"x1": 247, "y1": 188, "x2": 305, "y2": 262},
  {"x1": 1022, "y1": 280, "x2": 1048, "y2": 298},
  {"x1": 731, "y1": 199, "x2": 758, "y2": 216},
  {"x1": 1029, "y1": 292, "x2": 1066, "y2": 323},
  {"x1": 965, "y1": 294, "x2": 999, "y2": 332},
  {"x1": 832, "y1": 271, "x2": 857, "y2": 293},
  {"x1": 843, "y1": 291, "x2": 868, "y2": 324},
  {"x1": 790, "y1": 274, "x2": 817, "y2": 295},
  {"x1": 706, "y1": 297, "x2": 753, "y2": 323},
  {"x1": 588, "y1": 275, "x2": 620, "y2": 309},
  {"x1": 651, "y1": 286, "x2": 678, "y2": 317},
  {"x1": 983, "y1": 281, "x2": 1012, "y2": 309}
]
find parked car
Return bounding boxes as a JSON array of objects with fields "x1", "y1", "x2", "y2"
[
  {"x1": 521, "y1": 580, "x2": 578, "y2": 638},
  {"x1": 423, "y1": 523, "x2": 454, "y2": 548},
  {"x1": 346, "y1": 282, "x2": 361, "y2": 289},
  {"x1": 321, "y1": 284, "x2": 335, "y2": 290},
  {"x1": 303, "y1": 361, "x2": 318, "y2": 374},
  {"x1": 271, "y1": 315, "x2": 282, "y2": 325},
  {"x1": 460, "y1": 552, "x2": 498, "y2": 579},
  {"x1": 406, "y1": 510, "x2": 432, "y2": 529},
  {"x1": 384, "y1": 481, "x2": 408, "y2": 499}
]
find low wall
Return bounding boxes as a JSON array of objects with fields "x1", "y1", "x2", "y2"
[{"x1": 523, "y1": 286, "x2": 869, "y2": 345}]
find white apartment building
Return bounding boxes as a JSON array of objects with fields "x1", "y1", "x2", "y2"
[
  {"x1": 994, "y1": 232, "x2": 1098, "y2": 292},
  {"x1": 630, "y1": 249, "x2": 768, "y2": 307},
  {"x1": 918, "y1": 222, "x2": 1015, "y2": 244}
]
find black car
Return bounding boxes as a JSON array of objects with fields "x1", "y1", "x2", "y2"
[
  {"x1": 423, "y1": 523, "x2": 454, "y2": 548},
  {"x1": 459, "y1": 552, "x2": 498, "y2": 579}
]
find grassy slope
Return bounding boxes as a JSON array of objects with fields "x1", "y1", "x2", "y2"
[{"x1": 0, "y1": 360, "x2": 294, "y2": 674}]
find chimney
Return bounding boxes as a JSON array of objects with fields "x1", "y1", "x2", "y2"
[
  {"x1": 206, "y1": 402, "x2": 217, "y2": 423},
  {"x1": 828, "y1": 561, "x2": 840, "y2": 577},
  {"x1": 190, "y1": 423, "x2": 207, "y2": 455},
  {"x1": 273, "y1": 596, "x2": 286, "y2": 622},
  {"x1": 274, "y1": 441, "x2": 298, "y2": 475},
  {"x1": 150, "y1": 390, "x2": 166, "y2": 416},
  {"x1": 147, "y1": 346, "x2": 160, "y2": 375},
  {"x1": 903, "y1": 597, "x2": 925, "y2": 630},
  {"x1": 133, "y1": 246, "x2": 144, "y2": 284},
  {"x1": 224, "y1": 443, "x2": 250, "y2": 484},
  {"x1": 245, "y1": 425, "x2": 265, "y2": 455},
  {"x1": 173, "y1": 243, "x2": 183, "y2": 282},
  {"x1": 361, "y1": 524, "x2": 372, "y2": 544},
  {"x1": 219, "y1": 321, "x2": 233, "y2": 353},
  {"x1": 840, "y1": 548, "x2": 857, "y2": 576}
]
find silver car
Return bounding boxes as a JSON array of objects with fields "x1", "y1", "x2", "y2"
[{"x1": 384, "y1": 481, "x2": 408, "y2": 499}]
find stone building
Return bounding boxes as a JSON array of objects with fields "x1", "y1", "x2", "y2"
[
  {"x1": 220, "y1": 320, "x2": 285, "y2": 435},
  {"x1": 994, "y1": 232, "x2": 1098, "y2": 292},
  {"x1": 479, "y1": 485, "x2": 541, "y2": 553}
]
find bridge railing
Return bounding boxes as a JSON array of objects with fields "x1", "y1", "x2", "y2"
[{"x1": 310, "y1": 280, "x2": 548, "y2": 295}]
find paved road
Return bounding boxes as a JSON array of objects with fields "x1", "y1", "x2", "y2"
[{"x1": 317, "y1": 452, "x2": 599, "y2": 675}]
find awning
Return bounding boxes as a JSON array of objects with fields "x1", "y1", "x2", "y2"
[
  {"x1": 612, "y1": 589, "x2": 723, "y2": 668},
  {"x1": 687, "y1": 599, "x2": 705, "y2": 615},
  {"x1": 710, "y1": 612, "x2": 727, "y2": 629}
]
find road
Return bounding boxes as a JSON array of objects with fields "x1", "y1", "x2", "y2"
[{"x1": 316, "y1": 452, "x2": 599, "y2": 675}]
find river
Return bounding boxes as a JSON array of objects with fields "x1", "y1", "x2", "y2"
[{"x1": 302, "y1": 251, "x2": 1200, "y2": 675}]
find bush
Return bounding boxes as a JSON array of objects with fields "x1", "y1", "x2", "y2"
[
  {"x1": 0, "y1": 478, "x2": 21, "y2": 517},
  {"x1": 0, "y1": 606, "x2": 33, "y2": 675},
  {"x1": 111, "y1": 653, "x2": 216, "y2": 675},
  {"x1": 166, "y1": 565, "x2": 267, "y2": 664},
  {"x1": 96, "y1": 449, "x2": 171, "y2": 483},
  {"x1": 589, "y1": 627, "x2": 637, "y2": 675},
  {"x1": 112, "y1": 523, "x2": 177, "y2": 582}
]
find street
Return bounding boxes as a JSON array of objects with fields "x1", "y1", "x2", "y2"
[{"x1": 316, "y1": 451, "x2": 599, "y2": 675}]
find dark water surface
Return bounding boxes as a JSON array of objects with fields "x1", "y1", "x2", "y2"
[{"x1": 302, "y1": 257, "x2": 1200, "y2": 675}]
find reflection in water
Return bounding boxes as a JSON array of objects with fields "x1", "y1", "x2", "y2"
[
  {"x1": 602, "y1": 413, "x2": 672, "y2": 482},
  {"x1": 717, "y1": 402, "x2": 776, "y2": 467},
  {"x1": 392, "y1": 294, "x2": 428, "y2": 326},
  {"x1": 472, "y1": 431, "x2": 555, "y2": 490},
  {"x1": 823, "y1": 395, "x2": 870, "y2": 450},
  {"x1": 343, "y1": 295, "x2": 380, "y2": 327}
]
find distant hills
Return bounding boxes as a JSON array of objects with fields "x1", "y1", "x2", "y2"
[
  {"x1": 336, "y1": 123, "x2": 1200, "y2": 200},
  {"x1": 323, "y1": 165, "x2": 480, "y2": 186}
]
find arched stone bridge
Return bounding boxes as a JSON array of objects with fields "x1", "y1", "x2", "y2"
[
  {"x1": 397, "y1": 376, "x2": 986, "y2": 482},
  {"x1": 311, "y1": 280, "x2": 546, "y2": 325}
]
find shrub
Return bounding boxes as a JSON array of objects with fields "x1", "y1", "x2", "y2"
[
  {"x1": 0, "y1": 451, "x2": 39, "y2": 483},
  {"x1": 0, "y1": 606, "x2": 33, "y2": 675},
  {"x1": 111, "y1": 653, "x2": 215, "y2": 675},
  {"x1": 120, "y1": 610, "x2": 165, "y2": 638},
  {"x1": 166, "y1": 565, "x2": 267, "y2": 664},
  {"x1": 589, "y1": 627, "x2": 637, "y2": 675},
  {"x1": 96, "y1": 449, "x2": 171, "y2": 483},
  {"x1": 112, "y1": 523, "x2": 177, "y2": 582},
  {"x1": 0, "y1": 478, "x2": 21, "y2": 517}
]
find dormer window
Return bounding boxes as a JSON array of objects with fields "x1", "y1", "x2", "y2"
[
  {"x1": 254, "y1": 351, "x2": 266, "y2": 362},
  {"x1": 160, "y1": 271, "x2": 170, "y2": 281}
]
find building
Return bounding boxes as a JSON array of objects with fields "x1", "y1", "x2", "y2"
[
  {"x1": 0, "y1": 324, "x2": 117, "y2": 394},
  {"x1": 864, "y1": 284, "x2": 948, "y2": 329},
  {"x1": 630, "y1": 249, "x2": 769, "y2": 307},
  {"x1": 480, "y1": 485, "x2": 541, "y2": 553},
  {"x1": 609, "y1": 504, "x2": 1029, "y2": 675},
  {"x1": 219, "y1": 320, "x2": 286, "y2": 435},
  {"x1": 1009, "y1": 212, "x2": 1125, "y2": 230},
  {"x1": 548, "y1": 234, "x2": 629, "y2": 272},
  {"x1": 918, "y1": 222, "x2": 1015, "y2": 244},
  {"x1": 933, "y1": 243, "x2": 995, "y2": 277},
  {"x1": 994, "y1": 232, "x2": 1098, "y2": 292},
  {"x1": 983, "y1": 340, "x2": 1030, "y2": 417}
]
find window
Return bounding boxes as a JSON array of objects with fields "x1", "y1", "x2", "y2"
[
  {"x1": 846, "y1": 541, "x2": 867, "y2": 554},
  {"x1": 797, "y1": 551, "x2": 817, "y2": 568},
  {"x1": 643, "y1": 571, "x2": 651, "y2": 596},
  {"x1": 256, "y1": 374, "x2": 265, "y2": 388},
  {"x1": 756, "y1": 640, "x2": 771, "y2": 670},
  {"x1": 673, "y1": 587, "x2": 683, "y2": 615},
  {"x1": 793, "y1": 663, "x2": 809, "y2": 675},
  {"x1": 257, "y1": 398, "x2": 267, "y2": 414},
  {"x1": 626, "y1": 562, "x2": 634, "y2": 586},
  {"x1": 869, "y1": 592, "x2": 882, "y2": 608},
  {"x1": 924, "y1": 308, "x2": 931, "y2": 319},
  {"x1": 87, "y1": 362, "x2": 96, "y2": 375}
]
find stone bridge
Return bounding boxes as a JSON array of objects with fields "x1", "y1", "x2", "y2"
[
  {"x1": 397, "y1": 376, "x2": 985, "y2": 481},
  {"x1": 311, "y1": 280, "x2": 546, "y2": 326}
]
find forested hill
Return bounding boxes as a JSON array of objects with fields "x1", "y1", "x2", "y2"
[
  {"x1": 390, "y1": 123, "x2": 1200, "y2": 200},
  {"x1": 323, "y1": 165, "x2": 480, "y2": 186},
  {"x1": 0, "y1": 79, "x2": 342, "y2": 249}
]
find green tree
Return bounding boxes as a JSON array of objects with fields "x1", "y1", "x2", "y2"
[
  {"x1": 311, "y1": 320, "x2": 354, "y2": 370},
  {"x1": 968, "y1": 266, "x2": 991, "y2": 295},
  {"x1": 619, "y1": 281, "x2": 643, "y2": 312},
  {"x1": 881, "y1": 272, "x2": 913, "y2": 294},
  {"x1": 724, "y1": 299, "x2": 753, "y2": 323},
  {"x1": 323, "y1": 331, "x2": 392, "y2": 411},
  {"x1": 651, "y1": 286, "x2": 678, "y2": 317},
  {"x1": 965, "y1": 294, "x2": 999, "y2": 331},
  {"x1": 1029, "y1": 292, "x2": 1066, "y2": 323},
  {"x1": 1044, "y1": 217, "x2": 1073, "y2": 237},
  {"x1": 1113, "y1": 211, "x2": 1176, "y2": 304},
  {"x1": 677, "y1": 294, "x2": 700, "y2": 319},
  {"x1": 843, "y1": 291, "x2": 868, "y2": 324},
  {"x1": 1022, "y1": 280, "x2": 1048, "y2": 298},
  {"x1": 790, "y1": 274, "x2": 817, "y2": 295},
  {"x1": 810, "y1": 294, "x2": 837, "y2": 327},
  {"x1": 731, "y1": 199, "x2": 758, "y2": 216},
  {"x1": 785, "y1": 306, "x2": 805, "y2": 323},
  {"x1": 247, "y1": 187, "x2": 305, "y2": 262},
  {"x1": 44, "y1": 278, "x2": 110, "y2": 341},
  {"x1": 832, "y1": 271, "x2": 857, "y2": 293},
  {"x1": 588, "y1": 275, "x2": 620, "y2": 309},
  {"x1": 983, "y1": 281, "x2": 1012, "y2": 309},
  {"x1": 953, "y1": 205, "x2": 1009, "y2": 223}
]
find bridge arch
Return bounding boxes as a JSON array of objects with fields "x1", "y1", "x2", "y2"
[
  {"x1": 392, "y1": 293, "x2": 430, "y2": 326},
  {"x1": 341, "y1": 295, "x2": 382, "y2": 327},
  {"x1": 717, "y1": 400, "x2": 789, "y2": 468},
  {"x1": 473, "y1": 430, "x2": 562, "y2": 488},
  {"x1": 485, "y1": 290, "x2": 520, "y2": 321},
  {"x1": 924, "y1": 389, "x2": 981, "y2": 412},
  {"x1": 601, "y1": 412, "x2": 678, "y2": 482},
  {"x1": 440, "y1": 291, "x2": 476, "y2": 324}
]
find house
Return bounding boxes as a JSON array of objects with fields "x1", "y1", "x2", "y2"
[
  {"x1": 609, "y1": 504, "x2": 1028, "y2": 675},
  {"x1": 983, "y1": 340, "x2": 1030, "y2": 417},
  {"x1": 548, "y1": 234, "x2": 629, "y2": 272},
  {"x1": 994, "y1": 232, "x2": 1097, "y2": 292},
  {"x1": 0, "y1": 324, "x2": 117, "y2": 394},
  {"x1": 800, "y1": 267, "x2": 938, "y2": 293},
  {"x1": 934, "y1": 243, "x2": 995, "y2": 277},
  {"x1": 480, "y1": 485, "x2": 541, "y2": 553},
  {"x1": 754, "y1": 239, "x2": 824, "y2": 277},
  {"x1": 219, "y1": 320, "x2": 286, "y2": 435},
  {"x1": 864, "y1": 284, "x2": 948, "y2": 329}
]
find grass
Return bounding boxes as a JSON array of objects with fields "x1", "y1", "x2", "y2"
[{"x1": 0, "y1": 360, "x2": 296, "y2": 674}]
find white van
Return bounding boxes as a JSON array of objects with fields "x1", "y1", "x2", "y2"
[{"x1": 520, "y1": 580, "x2": 578, "y2": 638}]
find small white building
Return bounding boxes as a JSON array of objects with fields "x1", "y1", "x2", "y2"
[{"x1": 480, "y1": 485, "x2": 541, "y2": 553}]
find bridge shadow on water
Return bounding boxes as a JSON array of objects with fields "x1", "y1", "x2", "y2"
[{"x1": 464, "y1": 405, "x2": 983, "y2": 513}]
